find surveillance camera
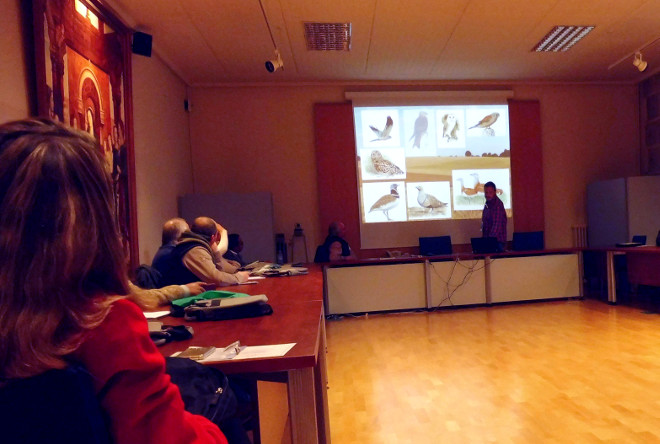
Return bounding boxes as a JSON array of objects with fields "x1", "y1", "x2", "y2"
[{"x1": 265, "y1": 50, "x2": 283, "y2": 73}]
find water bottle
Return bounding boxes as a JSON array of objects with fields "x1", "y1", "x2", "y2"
[{"x1": 275, "y1": 233, "x2": 287, "y2": 264}]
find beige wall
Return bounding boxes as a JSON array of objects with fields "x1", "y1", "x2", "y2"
[
  {"x1": 190, "y1": 83, "x2": 639, "y2": 251},
  {"x1": 0, "y1": 0, "x2": 31, "y2": 122},
  {"x1": 132, "y1": 53, "x2": 193, "y2": 264},
  {"x1": 516, "y1": 84, "x2": 639, "y2": 247},
  {"x1": 189, "y1": 86, "x2": 345, "y2": 258}
]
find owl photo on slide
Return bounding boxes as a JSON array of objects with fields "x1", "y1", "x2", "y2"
[{"x1": 442, "y1": 113, "x2": 460, "y2": 142}]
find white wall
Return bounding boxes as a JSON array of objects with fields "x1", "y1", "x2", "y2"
[{"x1": 131, "y1": 53, "x2": 193, "y2": 263}]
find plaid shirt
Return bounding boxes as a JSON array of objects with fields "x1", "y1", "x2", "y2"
[{"x1": 482, "y1": 195, "x2": 507, "y2": 243}]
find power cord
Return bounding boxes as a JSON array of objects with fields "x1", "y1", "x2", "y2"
[{"x1": 429, "y1": 257, "x2": 492, "y2": 308}]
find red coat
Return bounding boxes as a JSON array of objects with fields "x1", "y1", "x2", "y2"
[{"x1": 72, "y1": 299, "x2": 228, "y2": 444}]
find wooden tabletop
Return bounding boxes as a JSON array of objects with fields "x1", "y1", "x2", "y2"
[
  {"x1": 584, "y1": 245, "x2": 660, "y2": 254},
  {"x1": 322, "y1": 248, "x2": 580, "y2": 267},
  {"x1": 158, "y1": 265, "x2": 324, "y2": 374}
]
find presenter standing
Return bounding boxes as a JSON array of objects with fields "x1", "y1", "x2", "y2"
[{"x1": 481, "y1": 181, "x2": 507, "y2": 252}]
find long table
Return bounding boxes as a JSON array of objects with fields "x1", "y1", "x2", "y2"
[
  {"x1": 324, "y1": 249, "x2": 582, "y2": 314},
  {"x1": 585, "y1": 246, "x2": 660, "y2": 303},
  {"x1": 158, "y1": 265, "x2": 329, "y2": 444}
]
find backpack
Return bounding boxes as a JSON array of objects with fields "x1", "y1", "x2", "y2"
[{"x1": 165, "y1": 357, "x2": 237, "y2": 425}]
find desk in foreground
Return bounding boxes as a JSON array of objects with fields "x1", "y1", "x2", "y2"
[{"x1": 158, "y1": 267, "x2": 329, "y2": 444}]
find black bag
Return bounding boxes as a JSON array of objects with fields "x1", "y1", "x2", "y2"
[
  {"x1": 165, "y1": 357, "x2": 237, "y2": 425},
  {"x1": 183, "y1": 297, "x2": 273, "y2": 322}
]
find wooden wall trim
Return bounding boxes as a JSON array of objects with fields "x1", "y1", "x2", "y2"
[
  {"x1": 314, "y1": 102, "x2": 361, "y2": 256},
  {"x1": 508, "y1": 99, "x2": 544, "y2": 233}
]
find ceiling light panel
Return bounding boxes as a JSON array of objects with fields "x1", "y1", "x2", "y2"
[
  {"x1": 532, "y1": 26, "x2": 595, "y2": 52},
  {"x1": 304, "y1": 22, "x2": 351, "y2": 51}
]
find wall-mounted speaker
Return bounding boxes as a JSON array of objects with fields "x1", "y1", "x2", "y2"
[{"x1": 132, "y1": 32, "x2": 152, "y2": 57}]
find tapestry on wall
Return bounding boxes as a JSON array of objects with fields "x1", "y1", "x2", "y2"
[{"x1": 32, "y1": 0, "x2": 138, "y2": 267}]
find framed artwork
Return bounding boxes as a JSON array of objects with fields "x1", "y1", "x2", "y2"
[{"x1": 32, "y1": 0, "x2": 138, "y2": 268}]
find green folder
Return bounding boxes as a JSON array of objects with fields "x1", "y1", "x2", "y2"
[{"x1": 171, "y1": 290, "x2": 251, "y2": 314}]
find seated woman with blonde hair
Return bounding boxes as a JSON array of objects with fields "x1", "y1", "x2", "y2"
[{"x1": 0, "y1": 119, "x2": 227, "y2": 443}]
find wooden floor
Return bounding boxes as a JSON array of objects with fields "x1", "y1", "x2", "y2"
[{"x1": 325, "y1": 299, "x2": 660, "y2": 444}]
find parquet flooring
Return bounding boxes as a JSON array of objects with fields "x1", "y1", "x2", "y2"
[{"x1": 326, "y1": 299, "x2": 660, "y2": 444}]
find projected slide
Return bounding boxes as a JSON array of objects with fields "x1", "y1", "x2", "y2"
[{"x1": 354, "y1": 104, "x2": 512, "y2": 223}]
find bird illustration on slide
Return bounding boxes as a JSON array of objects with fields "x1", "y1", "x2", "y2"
[
  {"x1": 371, "y1": 150, "x2": 404, "y2": 176},
  {"x1": 441, "y1": 113, "x2": 460, "y2": 142},
  {"x1": 369, "y1": 116, "x2": 394, "y2": 141},
  {"x1": 409, "y1": 111, "x2": 428, "y2": 148},
  {"x1": 416, "y1": 185, "x2": 447, "y2": 213},
  {"x1": 470, "y1": 173, "x2": 503, "y2": 195},
  {"x1": 369, "y1": 184, "x2": 400, "y2": 221},
  {"x1": 468, "y1": 112, "x2": 499, "y2": 136}
]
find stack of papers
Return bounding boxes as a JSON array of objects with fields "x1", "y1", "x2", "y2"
[{"x1": 201, "y1": 343, "x2": 296, "y2": 362}]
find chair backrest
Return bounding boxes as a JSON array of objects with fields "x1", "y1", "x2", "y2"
[
  {"x1": 134, "y1": 264, "x2": 163, "y2": 289},
  {"x1": 0, "y1": 364, "x2": 111, "y2": 444},
  {"x1": 471, "y1": 237, "x2": 499, "y2": 254},
  {"x1": 419, "y1": 236, "x2": 452, "y2": 256},
  {"x1": 512, "y1": 231, "x2": 545, "y2": 251},
  {"x1": 313, "y1": 245, "x2": 326, "y2": 263},
  {"x1": 631, "y1": 235, "x2": 646, "y2": 245}
]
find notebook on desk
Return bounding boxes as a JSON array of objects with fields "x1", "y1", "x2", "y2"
[{"x1": 248, "y1": 262, "x2": 308, "y2": 277}]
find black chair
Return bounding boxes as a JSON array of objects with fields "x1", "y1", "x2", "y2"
[
  {"x1": 471, "y1": 237, "x2": 500, "y2": 254},
  {"x1": 134, "y1": 264, "x2": 163, "y2": 289},
  {"x1": 631, "y1": 235, "x2": 646, "y2": 245},
  {"x1": 419, "y1": 236, "x2": 452, "y2": 256},
  {"x1": 0, "y1": 364, "x2": 111, "y2": 444},
  {"x1": 313, "y1": 245, "x2": 325, "y2": 263},
  {"x1": 512, "y1": 231, "x2": 545, "y2": 251}
]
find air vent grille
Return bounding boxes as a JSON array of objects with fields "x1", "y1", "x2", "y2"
[
  {"x1": 532, "y1": 26, "x2": 595, "y2": 52},
  {"x1": 304, "y1": 22, "x2": 351, "y2": 51}
]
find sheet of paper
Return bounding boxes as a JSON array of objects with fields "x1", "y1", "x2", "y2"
[
  {"x1": 201, "y1": 343, "x2": 296, "y2": 362},
  {"x1": 248, "y1": 275, "x2": 265, "y2": 280},
  {"x1": 144, "y1": 310, "x2": 170, "y2": 319},
  {"x1": 232, "y1": 343, "x2": 296, "y2": 360}
]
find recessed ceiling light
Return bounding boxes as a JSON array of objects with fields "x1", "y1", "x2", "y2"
[
  {"x1": 532, "y1": 26, "x2": 595, "y2": 52},
  {"x1": 304, "y1": 22, "x2": 351, "y2": 51}
]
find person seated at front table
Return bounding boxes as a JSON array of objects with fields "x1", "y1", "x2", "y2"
[
  {"x1": 166, "y1": 217, "x2": 250, "y2": 286},
  {"x1": 223, "y1": 233, "x2": 246, "y2": 267},
  {"x1": 314, "y1": 221, "x2": 357, "y2": 262},
  {"x1": 0, "y1": 118, "x2": 227, "y2": 443}
]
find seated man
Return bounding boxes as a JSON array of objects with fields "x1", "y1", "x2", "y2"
[
  {"x1": 166, "y1": 217, "x2": 250, "y2": 286},
  {"x1": 314, "y1": 221, "x2": 357, "y2": 262},
  {"x1": 223, "y1": 233, "x2": 246, "y2": 266},
  {"x1": 152, "y1": 217, "x2": 189, "y2": 278}
]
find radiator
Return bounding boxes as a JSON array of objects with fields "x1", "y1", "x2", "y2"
[{"x1": 571, "y1": 225, "x2": 588, "y2": 248}]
